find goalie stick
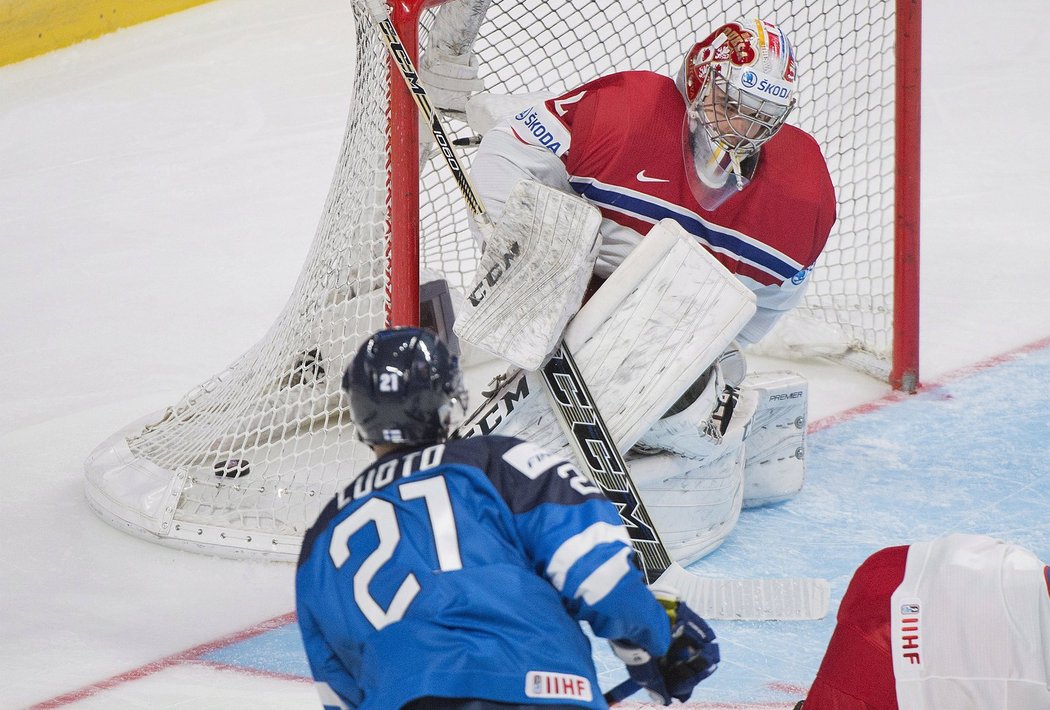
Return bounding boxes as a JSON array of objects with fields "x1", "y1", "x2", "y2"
[
  {"x1": 366, "y1": 0, "x2": 829, "y2": 621},
  {"x1": 603, "y1": 678, "x2": 641, "y2": 706}
]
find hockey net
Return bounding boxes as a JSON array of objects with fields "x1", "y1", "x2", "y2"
[{"x1": 85, "y1": 0, "x2": 918, "y2": 558}]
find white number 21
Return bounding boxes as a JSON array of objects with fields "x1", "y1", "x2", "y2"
[{"x1": 328, "y1": 476, "x2": 462, "y2": 630}]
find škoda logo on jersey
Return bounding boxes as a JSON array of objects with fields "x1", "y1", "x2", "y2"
[{"x1": 513, "y1": 106, "x2": 566, "y2": 154}]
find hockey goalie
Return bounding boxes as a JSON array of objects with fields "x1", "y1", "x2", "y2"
[{"x1": 427, "y1": 7, "x2": 836, "y2": 564}]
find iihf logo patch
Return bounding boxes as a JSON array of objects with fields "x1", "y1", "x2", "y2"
[
  {"x1": 524, "y1": 671, "x2": 592, "y2": 701},
  {"x1": 896, "y1": 598, "x2": 922, "y2": 666}
]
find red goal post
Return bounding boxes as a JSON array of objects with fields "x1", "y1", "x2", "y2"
[{"x1": 84, "y1": 0, "x2": 920, "y2": 559}]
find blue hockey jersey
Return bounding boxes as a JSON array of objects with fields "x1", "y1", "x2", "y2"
[{"x1": 296, "y1": 435, "x2": 671, "y2": 709}]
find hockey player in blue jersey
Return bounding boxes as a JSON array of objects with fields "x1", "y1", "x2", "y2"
[{"x1": 296, "y1": 326, "x2": 719, "y2": 709}]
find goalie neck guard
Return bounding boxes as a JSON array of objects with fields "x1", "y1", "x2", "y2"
[
  {"x1": 677, "y1": 18, "x2": 797, "y2": 210},
  {"x1": 343, "y1": 327, "x2": 468, "y2": 447}
]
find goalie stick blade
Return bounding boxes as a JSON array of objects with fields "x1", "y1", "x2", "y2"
[{"x1": 655, "y1": 562, "x2": 830, "y2": 621}]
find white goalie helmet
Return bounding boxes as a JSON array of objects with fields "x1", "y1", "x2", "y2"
[{"x1": 677, "y1": 18, "x2": 798, "y2": 210}]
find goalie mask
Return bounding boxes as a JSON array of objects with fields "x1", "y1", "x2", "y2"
[
  {"x1": 343, "y1": 327, "x2": 468, "y2": 447},
  {"x1": 677, "y1": 18, "x2": 797, "y2": 210}
]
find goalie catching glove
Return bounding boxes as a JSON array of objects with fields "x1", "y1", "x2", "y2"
[
  {"x1": 419, "y1": 49, "x2": 485, "y2": 114},
  {"x1": 609, "y1": 592, "x2": 720, "y2": 705}
]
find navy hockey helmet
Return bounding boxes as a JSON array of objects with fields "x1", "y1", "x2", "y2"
[{"x1": 342, "y1": 327, "x2": 468, "y2": 447}]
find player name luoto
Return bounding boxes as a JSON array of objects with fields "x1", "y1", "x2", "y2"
[{"x1": 336, "y1": 444, "x2": 446, "y2": 508}]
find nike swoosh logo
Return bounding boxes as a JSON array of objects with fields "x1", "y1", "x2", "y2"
[{"x1": 636, "y1": 170, "x2": 669, "y2": 183}]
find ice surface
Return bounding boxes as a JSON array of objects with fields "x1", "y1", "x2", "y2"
[{"x1": 1, "y1": 0, "x2": 1049, "y2": 707}]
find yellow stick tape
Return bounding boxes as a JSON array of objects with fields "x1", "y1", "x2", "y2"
[{"x1": 0, "y1": 0, "x2": 218, "y2": 67}]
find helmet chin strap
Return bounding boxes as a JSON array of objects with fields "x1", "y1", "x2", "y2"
[
  {"x1": 700, "y1": 128, "x2": 749, "y2": 192},
  {"x1": 724, "y1": 148, "x2": 747, "y2": 189}
]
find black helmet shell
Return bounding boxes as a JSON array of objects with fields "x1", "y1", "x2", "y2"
[{"x1": 343, "y1": 327, "x2": 466, "y2": 446}]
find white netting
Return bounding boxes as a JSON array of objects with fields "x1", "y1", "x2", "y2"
[
  {"x1": 85, "y1": 0, "x2": 901, "y2": 557},
  {"x1": 420, "y1": 0, "x2": 898, "y2": 372}
]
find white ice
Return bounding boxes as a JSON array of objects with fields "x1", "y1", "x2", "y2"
[{"x1": 1, "y1": 0, "x2": 1049, "y2": 708}]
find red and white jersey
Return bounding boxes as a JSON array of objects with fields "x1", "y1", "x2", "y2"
[
  {"x1": 471, "y1": 70, "x2": 836, "y2": 346},
  {"x1": 890, "y1": 534, "x2": 1050, "y2": 709},
  {"x1": 804, "y1": 534, "x2": 1050, "y2": 710}
]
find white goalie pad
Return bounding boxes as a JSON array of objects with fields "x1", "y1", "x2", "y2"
[
  {"x1": 626, "y1": 449, "x2": 745, "y2": 566},
  {"x1": 633, "y1": 367, "x2": 758, "y2": 463},
  {"x1": 628, "y1": 381, "x2": 758, "y2": 564},
  {"x1": 453, "y1": 179, "x2": 601, "y2": 370},
  {"x1": 564, "y1": 219, "x2": 756, "y2": 448},
  {"x1": 456, "y1": 218, "x2": 757, "y2": 461},
  {"x1": 741, "y1": 370, "x2": 808, "y2": 508}
]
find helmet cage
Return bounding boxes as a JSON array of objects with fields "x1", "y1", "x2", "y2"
[{"x1": 699, "y1": 64, "x2": 796, "y2": 163}]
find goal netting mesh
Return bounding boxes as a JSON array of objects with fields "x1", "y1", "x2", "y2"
[{"x1": 85, "y1": 0, "x2": 902, "y2": 558}]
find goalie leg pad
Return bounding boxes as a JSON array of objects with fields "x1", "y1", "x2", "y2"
[
  {"x1": 626, "y1": 448, "x2": 745, "y2": 566},
  {"x1": 633, "y1": 366, "x2": 759, "y2": 466},
  {"x1": 740, "y1": 371, "x2": 808, "y2": 508}
]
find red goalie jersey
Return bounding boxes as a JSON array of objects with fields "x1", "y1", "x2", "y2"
[{"x1": 471, "y1": 70, "x2": 836, "y2": 346}]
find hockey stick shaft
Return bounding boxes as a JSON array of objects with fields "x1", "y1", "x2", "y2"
[
  {"x1": 539, "y1": 348, "x2": 830, "y2": 619},
  {"x1": 540, "y1": 344, "x2": 672, "y2": 584},
  {"x1": 602, "y1": 678, "x2": 640, "y2": 705},
  {"x1": 369, "y1": 3, "x2": 830, "y2": 621},
  {"x1": 369, "y1": 5, "x2": 488, "y2": 224},
  {"x1": 542, "y1": 343, "x2": 829, "y2": 618}
]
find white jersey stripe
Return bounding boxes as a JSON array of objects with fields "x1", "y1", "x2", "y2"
[
  {"x1": 546, "y1": 521, "x2": 631, "y2": 592},
  {"x1": 578, "y1": 547, "x2": 634, "y2": 606},
  {"x1": 569, "y1": 175, "x2": 805, "y2": 280}
]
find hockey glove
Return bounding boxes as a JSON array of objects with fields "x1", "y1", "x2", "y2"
[
  {"x1": 659, "y1": 599, "x2": 720, "y2": 702},
  {"x1": 418, "y1": 49, "x2": 484, "y2": 114},
  {"x1": 608, "y1": 640, "x2": 672, "y2": 706}
]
